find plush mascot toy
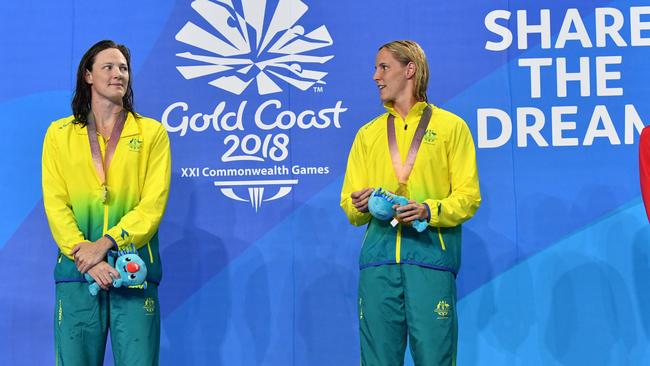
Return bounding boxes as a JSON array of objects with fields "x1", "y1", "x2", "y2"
[
  {"x1": 368, "y1": 188, "x2": 429, "y2": 232},
  {"x1": 85, "y1": 245, "x2": 148, "y2": 296}
]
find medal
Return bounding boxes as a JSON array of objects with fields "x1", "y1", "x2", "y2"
[
  {"x1": 101, "y1": 185, "x2": 108, "y2": 203},
  {"x1": 395, "y1": 182, "x2": 409, "y2": 198},
  {"x1": 387, "y1": 105, "x2": 432, "y2": 200},
  {"x1": 87, "y1": 111, "x2": 126, "y2": 205}
]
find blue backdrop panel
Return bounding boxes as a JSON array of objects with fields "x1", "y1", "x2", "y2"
[{"x1": 1, "y1": 0, "x2": 649, "y2": 365}]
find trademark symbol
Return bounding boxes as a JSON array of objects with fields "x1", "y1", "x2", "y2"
[{"x1": 313, "y1": 86, "x2": 324, "y2": 93}]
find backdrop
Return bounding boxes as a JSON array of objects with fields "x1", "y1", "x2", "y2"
[{"x1": 1, "y1": 0, "x2": 649, "y2": 365}]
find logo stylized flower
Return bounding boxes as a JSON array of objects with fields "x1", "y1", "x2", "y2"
[{"x1": 175, "y1": 0, "x2": 334, "y2": 95}]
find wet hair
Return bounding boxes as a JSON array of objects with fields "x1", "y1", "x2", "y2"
[
  {"x1": 379, "y1": 40, "x2": 429, "y2": 102},
  {"x1": 71, "y1": 40, "x2": 136, "y2": 125}
]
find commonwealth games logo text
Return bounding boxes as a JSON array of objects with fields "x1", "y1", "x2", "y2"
[{"x1": 170, "y1": 0, "x2": 343, "y2": 212}]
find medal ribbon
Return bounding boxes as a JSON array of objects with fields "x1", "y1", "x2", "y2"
[
  {"x1": 387, "y1": 105, "x2": 432, "y2": 195},
  {"x1": 86, "y1": 111, "x2": 126, "y2": 203}
]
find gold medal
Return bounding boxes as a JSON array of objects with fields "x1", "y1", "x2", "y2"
[
  {"x1": 88, "y1": 111, "x2": 124, "y2": 207},
  {"x1": 101, "y1": 185, "x2": 108, "y2": 203},
  {"x1": 387, "y1": 105, "x2": 432, "y2": 202},
  {"x1": 396, "y1": 182, "x2": 409, "y2": 198}
]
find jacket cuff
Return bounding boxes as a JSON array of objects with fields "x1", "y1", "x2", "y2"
[
  {"x1": 422, "y1": 202, "x2": 431, "y2": 222},
  {"x1": 424, "y1": 199, "x2": 442, "y2": 225},
  {"x1": 103, "y1": 234, "x2": 119, "y2": 250}
]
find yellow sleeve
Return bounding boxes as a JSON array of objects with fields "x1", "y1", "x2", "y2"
[
  {"x1": 340, "y1": 129, "x2": 372, "y2": 226},
  {"x1": 424, "y1": 120, "x2": 481, "y2": 227},
  {"x1": 42, "y1": 125, "x2": 87, "y2": 258},
  {"x1": 105, "y1": 125, "x2": 171, "y2": 249}
]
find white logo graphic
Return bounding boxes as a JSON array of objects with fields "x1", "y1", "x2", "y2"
[
  {"x1": 175, "y1": 0, "x2": 334, "y2": 95},
  {"x1": 214, "y1": 179, "x2": 298, "y2": 212}
]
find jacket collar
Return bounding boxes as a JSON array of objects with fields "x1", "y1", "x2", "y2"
[
  {"x1": 74, "y1": 112, "x2": 139, "y2": 137},
  {"x1": 384, "y1": 101, "x2": 430, "y2": 120}
]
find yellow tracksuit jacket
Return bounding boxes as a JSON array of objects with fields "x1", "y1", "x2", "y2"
[
  {"x1": 340, "y1": 102, "x2": 480, "y2": 274},
  {"x1": 42, "y1": 112, "x2": 171, "y2": 283}
]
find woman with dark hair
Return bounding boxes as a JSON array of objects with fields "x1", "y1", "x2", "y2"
[{"x1": 42, "y1": 40, "x2": 170, "y2": 366}]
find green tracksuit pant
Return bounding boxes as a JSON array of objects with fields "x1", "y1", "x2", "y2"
[
  {"x1": 54, "y1": 282, "x2": 160, "y2": 366},
  {"x1": 359, "y1": 264, "x2": 457, "y2": 366}
]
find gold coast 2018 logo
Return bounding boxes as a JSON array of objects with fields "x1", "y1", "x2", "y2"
[
  {"x1": 167, "y1": 0, "x2": 346, "y2": 212},
  {"x1": 174, "y1": 0, "x2": 334, "y2": 95}
]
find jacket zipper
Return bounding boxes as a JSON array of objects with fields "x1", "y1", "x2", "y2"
[
  {"x1": 102, "y1": 204, "x2": 109, "y2": 234},
  {"x1": 437, "y1": 227, "x2": 447, "y2": 251},
  {"x1": 396, "y1": 224, "x2": 402, "y2": 263}
]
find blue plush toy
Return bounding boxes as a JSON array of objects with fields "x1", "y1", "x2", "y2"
[
  {"x1": 368, "y1": 188, "x2": 429, "y2": 232},
  {"x1": 85, "y1": 244, "x2": 148, "y2": 296}
]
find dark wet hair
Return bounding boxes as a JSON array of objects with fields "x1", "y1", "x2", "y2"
[{"x1": 71, "y1": 40, "x2": 136, "y2": 125}]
